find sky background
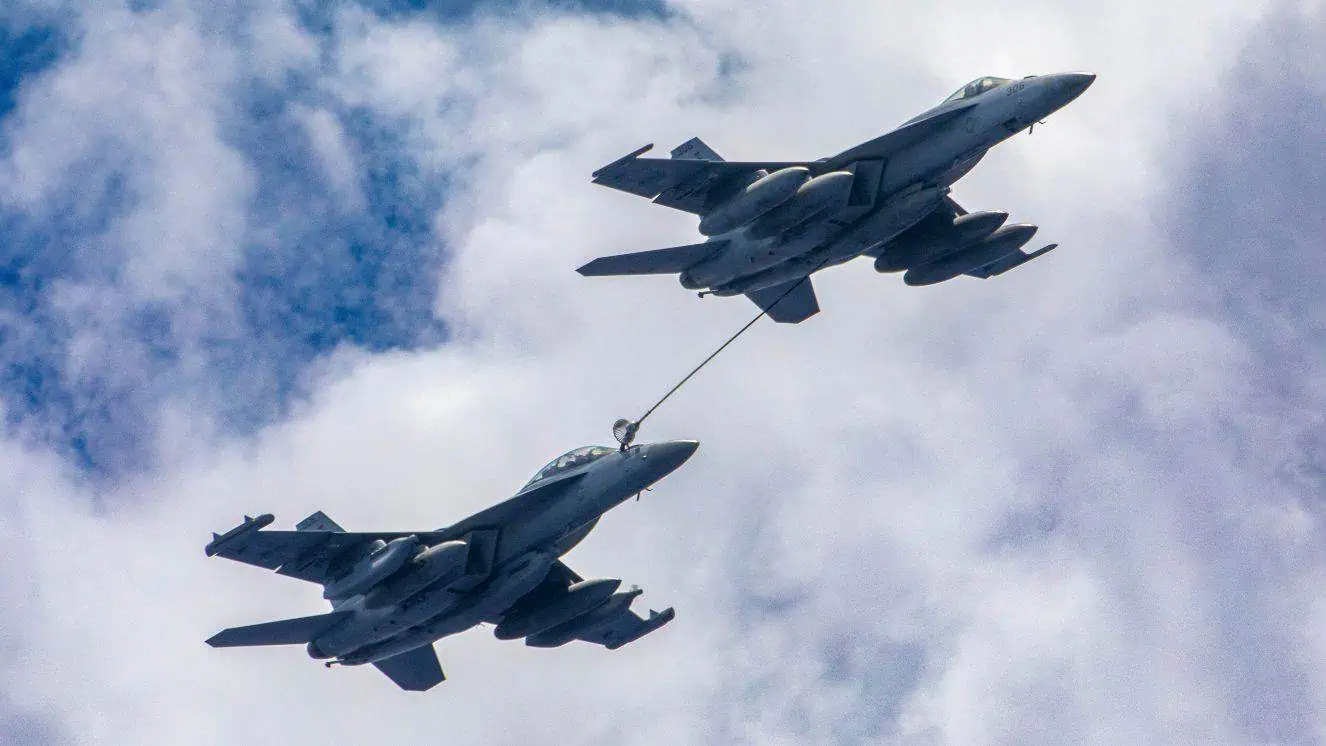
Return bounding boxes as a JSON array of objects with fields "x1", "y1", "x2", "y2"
[{"x1": 0, "y1": 1, "x2": 1322, "y2": 744}]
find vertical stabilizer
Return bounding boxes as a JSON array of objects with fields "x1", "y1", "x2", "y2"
[
  {"x1": 296, "y1": 510, "x2": 345, "y2": 533},
  {"x1": 670, "y1": 137, "x2": 724, "y2": 162}
]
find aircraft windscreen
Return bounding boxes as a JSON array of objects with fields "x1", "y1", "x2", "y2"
[
  {"x1": 523, "y1": 446, "x2": 615, "y2": 488},
  {"x1": 943, "y1": 76, "x2": 1012, "y2": 103}
]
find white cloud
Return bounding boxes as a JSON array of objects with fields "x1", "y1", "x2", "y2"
[{"x1": 1, "y1": 1, "x2": 1323, "y2": 744}]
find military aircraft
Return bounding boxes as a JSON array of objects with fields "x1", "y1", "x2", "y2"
[
  {"x1": 204, "y1": 439, "x2": 698, "y2": 691},
  {"x1": 578, "y1": 72, "x2": 1095, "y2": 323}
]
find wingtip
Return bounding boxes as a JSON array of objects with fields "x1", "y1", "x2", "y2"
[{"x1": 591, "y1": 143, "x2": 654, "y2": 178}]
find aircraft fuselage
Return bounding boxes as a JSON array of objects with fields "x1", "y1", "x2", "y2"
[
  {"x1": 306, "y1": 440, "x2": 698, "y2": 666},
  {"x1": 681, "y1": 73, "x2": 1095, "y2": 294}
]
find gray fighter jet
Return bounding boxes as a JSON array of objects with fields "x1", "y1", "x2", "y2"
[
  {"x1": 204, "y1": 439, "x2": 698, "y2": 691},
  {"x1": 578, "y1": 73, "x2": 1095, "y2": 323}
]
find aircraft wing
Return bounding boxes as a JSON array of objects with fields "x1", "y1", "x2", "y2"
[
  {"x1": 941, "y1": 195, "x2": 1058, "y2": 279},
  {"x1": 573, "y1": 605, "x2": 677, "y2": 650},
  {"x1": 965, "y1": 243, "x2": 1057, "y2": 279},
  {"x1": 204, "y1": 515, "x2": 444, "y2": 585},
  {"x1": 372, "y1": 644, "x2": 446, "y2": 691},
  {"x1": 591, "y1": 144, "x2": 809, "y2": 215},
  {"x1": 745, "y1": 277, "x2": 820, "y2": 323},
  {"x1": 208, "y1": 472, "x2": 586, "y2": 585},
  {"x1": 505, "y1": 560, "x2": 674, "y2": 649}
]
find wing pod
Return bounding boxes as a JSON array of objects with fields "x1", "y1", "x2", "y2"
[
  {"x1": 903, "y1": 224, "x2": 1038, "y2": 286},
  {"x1": 362, "y1": 540, "x2": 471, "y2": 609},
  {"x1": 493, "y1": 578, "x2": 622, "y2": 640},
  {"x1": 698, "y1": 167, "x2": 809, "y2": 236},
  {"x1": 523, "y1": 588, "x2": 677, "y2": 649},
  {"x1": 525, "y1": 589, "x2": 642, "y2": 648},
  {"x1": 874, "y1": 210, "x2": 1009, "y2": 272},
  {"x1": 746, "y1": 171, "x2": 855, "y2": 241},
  {"x1": 205, "y1": 514, "x2": 275, "y2": 556},
  {"x1": 322, "y1": 535, "x2": 421, "y2": 600}
]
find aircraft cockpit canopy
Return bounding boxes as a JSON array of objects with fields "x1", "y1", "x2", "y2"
[
  {"x1": 523, "y1": 446, "x2": 615, "y2": 489},
  {"x1": 943, "y1": 76, "x2": 1012, "y2": 103}
]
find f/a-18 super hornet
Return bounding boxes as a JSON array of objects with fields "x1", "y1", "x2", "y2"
[
  {"x1": 204, "y1": 439, "x2": 698, "y2": 691},
  {"x1": 578, "y1": 72, "x2": 1095, "y2": 323}
]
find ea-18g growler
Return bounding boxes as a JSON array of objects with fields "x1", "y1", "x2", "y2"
[
  {"x1": 579, "y1": 73, "x2": 1095, "y2": 322},
  {"x1": 205, "y1": 439, "x2": 698, "y2": 691}
]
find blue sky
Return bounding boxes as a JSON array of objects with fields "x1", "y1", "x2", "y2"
[
  {"x1": 0, "y1": 1, "x2": 1321, "y2": 744},
  {"x1": 0, "y1": 1, "x2": 671, "y2": 476}
]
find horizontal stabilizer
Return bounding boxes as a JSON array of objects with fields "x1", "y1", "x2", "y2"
[
  {"x1": 206, "y1": 610, "x2": 350, "y2": 648},
  {"x1": 745, "y1": 277, "x2": 820, "y2": 323},
  {"x1": 577, "y1": 241, "x2": 724, "y2": 277},
  {"x1": 373, "y1": 645, "x2": 446, "y2": 692}
]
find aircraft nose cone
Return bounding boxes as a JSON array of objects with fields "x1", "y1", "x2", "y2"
[
  {"x1": 1057, "y1": 71, "x2": 1096, "y2": 99},
  {"x1": 647, "y1": 440, "x2": 700, "y2": 476}
]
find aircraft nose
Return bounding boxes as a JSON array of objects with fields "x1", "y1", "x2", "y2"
[
  {"x1": 645, "y1": 440, "x2": 700, "y2": 478},
  {"x1": 1054, "y1": 71, "x2": 1096, "y2": 99}
]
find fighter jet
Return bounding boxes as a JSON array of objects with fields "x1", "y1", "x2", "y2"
[
  {"x1": 204, "y1": 439, "x2": 698, "y2": 691},
  {"x1": 578, "y1": 73, "x2": 1095, "y2": 323}
]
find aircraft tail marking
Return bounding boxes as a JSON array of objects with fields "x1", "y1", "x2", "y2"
[
  {"x1": 577, "y1": 241, "x2": 725, "y2": 277},
  {"x1": 206, "y1": 610, "x2": 351, "y2": 648},
  {"x1": 670, "y1": 137, "x2": 724, "y2": 162},
  {"x1": 296, "y1": 510, "x2": 344, "y2": 533}
]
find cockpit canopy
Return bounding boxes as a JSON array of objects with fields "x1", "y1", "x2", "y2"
[
  {"x1": 522, "y1": 445, "x2": 616, "y2": 489},
  {"x1": 943, "y1": 76, "x2": 1012, "y2": 104}
]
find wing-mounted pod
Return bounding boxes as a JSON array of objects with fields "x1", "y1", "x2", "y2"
[
  {"x1": 361, "y1": 540, "x2": 469, "y2": 609},
  {"x1": 697, "y1": 167, "x2": 809, "y2": 236},
  {"x1": 523, "y1": 587, "x2": 675, "y2": 649},
  {"x1": 903, "y1": 223, "x2": 1041, "y2": 286},
  {"x1": 874, "y1": 209, "x2": 1010, "y2": 272},
  {"x1": 322, "y1": 535, "x2": 420, "y2": 600},
  {"x1": 205, "y1": 514, "x2": 274, "y2": 557},
  {"x1": 493, "y1": 578, "x2": 622, "y2": 640}
]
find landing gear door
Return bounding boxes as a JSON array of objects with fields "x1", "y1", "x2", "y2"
[{"x1": 847, "y1": 159, "x2": 884, "y2": 208}]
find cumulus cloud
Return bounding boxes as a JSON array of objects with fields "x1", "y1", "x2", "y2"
[{"x1": 0, "y1": 0, "x2": 1322, "y2": 744}]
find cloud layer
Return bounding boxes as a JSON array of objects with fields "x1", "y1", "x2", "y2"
[{"x1": 0, "y1": 1, "x2": 1322, "y2": 744}]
